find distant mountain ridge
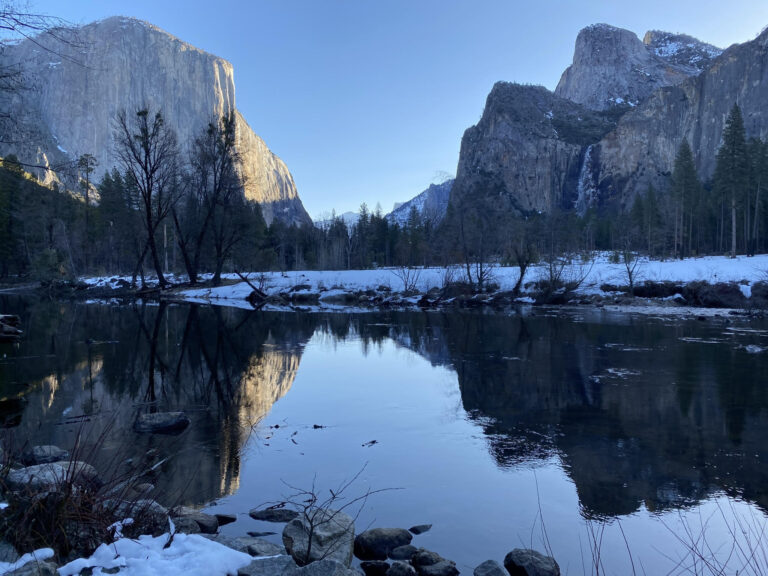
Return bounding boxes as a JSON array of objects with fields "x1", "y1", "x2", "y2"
[
  {"x1": 0, "y1": 16, "x2": 311, "y2": 226},
  {"x1": 387, "y1": 179, "x2": 453, "y2": 226}
]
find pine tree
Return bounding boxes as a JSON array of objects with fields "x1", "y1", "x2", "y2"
[
  {"x1": 713, "y1": 104, "x2": 749, "y2": 258},
  {"x1": 671, "y1": 139, "x2": 700, "y2": 258}
]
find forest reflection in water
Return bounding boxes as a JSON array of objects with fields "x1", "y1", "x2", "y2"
[{"x1": 2, "y1": 297, "x2": 768, "y2": 570}]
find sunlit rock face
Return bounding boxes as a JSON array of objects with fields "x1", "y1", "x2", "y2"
[{"x1": 0, "y1": 16, "x2": 310, "y2": 226}]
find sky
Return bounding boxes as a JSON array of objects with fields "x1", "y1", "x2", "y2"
[{"x1": 29, "y1": 0, "x2": 768, "y2": 220}]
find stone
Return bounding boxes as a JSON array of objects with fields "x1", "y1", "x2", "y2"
[
  {"x1": 21, "y1": 445, "x2": 69, "y2": 465},
  {"x1": 386, "y1": 563, "x2": 417, "y2": 576},
  {"x1": 6, "y1": 464, "x2": 67, "y2": 491},
  {"x1": 354, "y1": 528, "x2": 413, "y2": 560},
  {"x1": 474, "y1": 560, "x2": 507, "y2": 576},
  {"x1": 5, "y1": 560, "x2": 58, "y2": 576},
  {"x1": 171, "y1": 516, "x2": 201, "y2": 534},
  {"x1": 416, "y1": 561, "x2": 459, "y2": 576},
  {"x1": 237, "y1": 555, "x2": 295, "y2": 576},
  {"x1": 133, "y1": 412, "x2": 190, "y2": 434},
  {"x1": 360, "y1": 560, "x2": 390, "y2": 576},
  {"x1": 504, "y1": 549, "x2": 560, "y2": 576},
  {"x1": 51, "y1": 461, "x2": 100, "y2": 485},
  {"x1": 410, "y1": 549, "x2": 442, "y2": 567},
  {"x1": 283, "y1": 559, "x2": 361, "y2": 576},
  {"x1": 388, "y1": 545, "x2": 417, "y2": 561},
  {"x1": 0, "y1": 540, "x2": 19, "y2": 563},
  {"x1": 248, "y1": 531, "x2": 277, "y2": 537},
  {"x1": 282, "y1": 508, "x2": 355, "y2": 567},
  {"x1": 109, "y1": 499, "x2": 169, "y2": 537},
  {"x1": 408, "y1": 525, "x2": 432, "y2": 535},
  {"x1": 0, "y1": 17, "x2": 311, "y2": 227},
  {"x1": 215, "y1": 513, "x2": 237, "y2": 526},
  {"x1": 171, "y1": 506, "x2": 219, "y2": 534},
  {"x1": 204, "y1": 534, "x2": 283, "y2": 557},
  {"x1": 249, "y1": 507, "x2": 299, "y2": 523}
]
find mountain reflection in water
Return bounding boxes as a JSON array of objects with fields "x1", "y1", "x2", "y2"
[{"x1": 2, "y1": 298, "x2": 768, "y2": 546}]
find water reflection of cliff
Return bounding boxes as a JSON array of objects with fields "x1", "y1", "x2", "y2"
[
  {"x1": 371, "y1": 311, "x2": 768, "y2": 519},
  {"x1": 0, "y1": 298, "x2": 311, "y2": 505},
  {"x1": 3, "y1": 300, "x2": 768, "y2": 521}
]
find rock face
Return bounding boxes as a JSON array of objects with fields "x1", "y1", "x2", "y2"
[
  {"x1": 555, "y1": 24, "x2": 720, "y2": 111},
  {"x1": 0, "y1": 16, "x2": 311, "y2": 226},
  {"x1": 450, "y1": 82, "x2": 616, "y2": 217},
  {"x1": 450, "y1": 24, "x2": 766, "y2": 220},
  {"x1": 595, "y1": 27, "x2": 768, "y2": 206}
]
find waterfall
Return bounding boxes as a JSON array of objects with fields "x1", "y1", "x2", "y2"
[{"x1": 575, "y1": 145, "x2": 596, "y2": 216}]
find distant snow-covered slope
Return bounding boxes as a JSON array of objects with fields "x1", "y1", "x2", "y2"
[
  {"x1": 314, "y1": 211, "x2": 360, "y2": 229},
  {"x1": 387, "y1": 179, "x2": 453, "y2": 226}
]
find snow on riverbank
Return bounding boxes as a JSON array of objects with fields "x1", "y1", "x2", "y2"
[
  {"x1": 174, "y1": 254, "x2": 768, "y2": 307},
  {"x1": 58, "y1": 530, "x2": 253, "y2": 576}
]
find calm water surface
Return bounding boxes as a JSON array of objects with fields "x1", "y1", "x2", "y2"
[{"x1": 2, "y1": 297, "x2": 768, "y2": 574}]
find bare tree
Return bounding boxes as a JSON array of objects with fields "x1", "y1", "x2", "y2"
[{"x1": 113, "y1": 108, "x2": 180, "y2": 287}]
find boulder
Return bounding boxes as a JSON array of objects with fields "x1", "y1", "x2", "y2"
[
  {"x1": 52, "y1": 461, "x2": 100, "y2": 486},
  {"x1": 133, "y1": 412, "x2": 190, "y2": 434},
  {"x1": 388, "y1": 545, "x2": 417, "y2": 561},
  {"x1": 171, "y1": 516, "x2": 201, "y2": 534},
  {"x1": 410, "y1": 549, "x2": 442, "y2": 568},
  {"x1": 249, "y1": 507, "x2": 299, "y2": 523},
  {"x1": 354, "y1": 528, "x2": 413, "y2": 560},
  {"x1": 360, "y1": 560, "x2": 390, "y2": 576},
  {"x1": 204, "y1": 534, "x2": 284, "y2": 557},
  {"x1": 408, "y1": 525, "x2": 432, "y2": 535},
  {"x1": 504, "y1": 549, "x2": 560, "y2": 576},
  {"x1": 386, "y1": 563, "x2": 417, "y2": 576},
  {"x1": 171, "y1": 506, "x2": 219, "y2": 534},
  {"x1": 0, "y1": 540, "x2": 19, "y2": 563},
  {"x1": 283, "y1": 559, "x2": 361, "y2": 576},
  {"x1": 474, "y1": 560, "x2": 507, "y2": 576},
  {"x1": 21, "y1": 446, "x2": 69, "y2": 465},
  {"x1": 416, "y1": 561, "x2": 459, "y2": 576},
  {"x1": 238, "y1": 555, "x2": 296, "y2": 576},
  {"x1": 5, "y1": 561, "x2": 58, "y2": 576},
  {"x1": 215, "y1": 513, "x2": 238, "y2": 526},
  {"x1": 283, "y1": 508, "x2": 355, "y2": 567},
  {"x1": 6, "y1": 463, "x2": 67, "y2": 491}
]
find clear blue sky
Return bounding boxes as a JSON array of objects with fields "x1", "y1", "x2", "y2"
[{"x1": 31, "y1": 0, "x2": 768, "y2": 220}]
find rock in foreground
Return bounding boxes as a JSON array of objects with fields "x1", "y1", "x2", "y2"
[
  {"x1": 504, "y1": 548, "x2": 560, "y2": 576},
  {"x1": 283, "y1": 509, "x2": 355, "y2": 567},
  {"x1": 354, "y1": 528, "x2": 413, "y2": 560}
]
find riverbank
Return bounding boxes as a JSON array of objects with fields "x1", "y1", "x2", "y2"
[
  {"x1": 59, "y1": 253, "x2": 768, "y2": 316},
  {"x1": 0, "y1": 442, "x2": 556, "y2": 576}
]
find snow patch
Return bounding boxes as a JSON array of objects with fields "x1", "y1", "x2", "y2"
[{"x1": 58, "y1": 531, "x2": 252, "y2": 576}]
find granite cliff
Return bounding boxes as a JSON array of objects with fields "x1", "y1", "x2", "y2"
[
  {"x1": 449, "y1": 23, "x2": 765, "y2": 218},
  {"x1": 0, "y1": 16, "x2": 311, "y2": 226},
  {"x1": 555, "y1": 23, "x2": 721, "y2": 111}
]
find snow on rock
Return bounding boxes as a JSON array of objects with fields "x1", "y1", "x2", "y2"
[
  {"x1": 0, "y1": 548, "x2": 54, "y2": 574},
  {"x1": 58, "y1": 531, "x2": 253, "y2": 576}
]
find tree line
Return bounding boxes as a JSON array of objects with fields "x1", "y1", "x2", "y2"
[{"x1": 1, "y1": 104, "x2": 767, "y2": 286}]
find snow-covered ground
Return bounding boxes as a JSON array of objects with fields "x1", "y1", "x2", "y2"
[
  {"x1": 172, "y1": 254, "x2": 768, "y2": 307},
  {"x1": 79, "y1": 253, "x2": 768, "y2": 312}
]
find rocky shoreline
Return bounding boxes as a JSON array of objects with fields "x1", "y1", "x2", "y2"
[
  {"x1": 0, "y1": 444, "x2": 558, "y2": 576},
  {"x1": 4, "y1": 275, "x2": 767, "y2": 319}
]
